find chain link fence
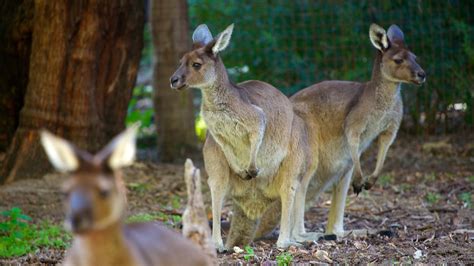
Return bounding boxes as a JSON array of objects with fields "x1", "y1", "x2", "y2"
[{"x1": 188, "y1": 0, "x2": 473, "y2": 134}]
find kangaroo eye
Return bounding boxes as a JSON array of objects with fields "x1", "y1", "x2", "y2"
[
  {"x1": 394, "y1": 59, "x2": 403, "y2": 65},
  {"x1": 192, "y1": 62, "x2": 202, "y2": 69}
]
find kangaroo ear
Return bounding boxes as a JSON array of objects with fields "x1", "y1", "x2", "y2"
[
  {"x1": 192, "y1": 24, "x2": 213, "y2": 46},
  {"x1": 369, "y1": 23, "x2": 389, "y2": 52},
  {"x1": 40, "y1": 130, "x2": 79, "y2": 172},
  {"x1": 98, "y1": 123, "x2": 139, "y2": 169},
  {"x1": 211, "y1": 24, "x2": 234, "y2": 55},
  {"x1": 387, "y1": 24, "x2": 405, "y2": 44}
]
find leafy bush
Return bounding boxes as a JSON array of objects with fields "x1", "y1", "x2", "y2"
[
  {"x1": 188, "y1": 0, "x2": 473, "y2": 133},
  {"x1": 276, "y1": 252, "x2": 293, "y2": 266},
  {"x1": 0, "y1": 207, "x2": 70, "y2": 258},
  {"x1": 243, "y1": 245, "x2": 255, "y2": 261}
]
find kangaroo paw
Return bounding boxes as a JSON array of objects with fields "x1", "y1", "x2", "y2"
[
  {"x1": 363, "y1": 181, "x2": 374, "y2": 190},
  {"x1": 352, "y1": 183, "x2": 363, "y2": 195},
  {"x1": 245, "y1": 167, "x2": 259, "y2": 179}
]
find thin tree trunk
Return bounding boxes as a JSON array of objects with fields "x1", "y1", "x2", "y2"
[
  {"x1": 151, "y1": 0, "x2": 197, "y2": 162},
  {"x1": 0, "y1": 0, "x2": 144, "y2": 184},
  {"x1": 0, "y1": 0, "x2": 34, "y2": 152}
]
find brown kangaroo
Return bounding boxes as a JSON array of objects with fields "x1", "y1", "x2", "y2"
[
  {"x1": 170, "y1": 24, "x2": 316, "y2": 250},
  {"x1": 40, "y1": 126, "x2": 212, "y2": 266},
  {"x1": 256, "y1": 23, "x2": 426, "y2": 240}
]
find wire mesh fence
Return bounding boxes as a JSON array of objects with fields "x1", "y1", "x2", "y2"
[{"x1": 188, "y1": 0, "x2": 473, "y2": 134}]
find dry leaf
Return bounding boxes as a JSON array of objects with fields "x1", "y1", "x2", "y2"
[
  {"x1": 354, "y1": 241, "x2": 368, "y2": 250},
  {"x1": 413, "y1": 249, "x2": 422, "y2": 259},
  {"x1": 233, "y1": 246, "x2": 244, "y2": 254},
  {"x1": 313, "y1": 249, "x2": 333, "y2": 263}
]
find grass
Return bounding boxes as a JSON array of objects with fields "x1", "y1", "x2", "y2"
[
  {"x1": 378, "y1": 174, "x2": 394, "y2": 187},
  {"x1": 243, "y1": 245, "x2": 255, "y2": 261},
  {"x1": 127, "y1": 182, "x2": 149, "y2": 195},
  {"x1": 276, "y1": 252, "x2": 293, "y2": 266},
  {"x1": 424, "y1": 173, "x2": 436, "y2": 182},
  {"x1": 458, "y1": 192, "x2": 472, "y2": 208},
  {"x1": 425, "y1": 192, "x2": 441, "y2": 204},
  {"x1": 0, "y1": 207, "x2": 70, "y2": 258},
  {"x1": 126, "y1": 211, "x2": 182, "y2": 228}
]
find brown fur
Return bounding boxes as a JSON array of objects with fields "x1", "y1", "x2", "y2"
[
  {"x1": 40, "y1": 129, "x2": 211, "y2": 266},
  {"x1": 256, "y1": 24, "x2": 425, "y2": 238},
  {"x1": 171, "y1": 24, "x2": 316, "y2": 250}
]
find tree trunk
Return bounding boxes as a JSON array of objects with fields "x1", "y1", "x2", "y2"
[
  {"x1": 0, "y1": 0, "x2": 144, "y2": 184},
  {"x1": 150, "y1": 0, "x2": 197, "y2": 162},
  {"x1": 0, "y1": 1, "x2": 34, "y2": 152}
]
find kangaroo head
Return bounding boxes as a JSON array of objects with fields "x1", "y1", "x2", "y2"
[
  {"x1": 40, "y1": 125, "x2": 138, "y2": 234},
  {"x1": 369, "y1": 23, "x2": 426, "y2": 85},
  {"x1": 170, "y1": 24, "x2": 234, "y2": 90}
]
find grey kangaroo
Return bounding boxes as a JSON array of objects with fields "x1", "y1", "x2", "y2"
[
  {"x1": 255, "y1": 23, "x2": 426, "y2": 240},
  {"x1": 170, "y1": 24, "x2": 316, "y2": 250}
]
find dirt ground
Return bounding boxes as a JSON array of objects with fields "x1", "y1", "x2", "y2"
[{"x1": 0, "y1": 133, "x2": 473, "y2": 265}]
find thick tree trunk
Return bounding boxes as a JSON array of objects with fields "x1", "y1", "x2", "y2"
[
  {"x1": 151, "y1": 0, "x2": 197, "y2": 162},
  {"x1": 0, "y1": 0, "x2": 144, "y2": 184},
  {"x1": 0, "y1": 1, "x2": 34, "y2": 152}
]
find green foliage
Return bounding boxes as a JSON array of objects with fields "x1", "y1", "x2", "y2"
[
  {"x1": 126, "y1": 211, "x2": 183, "y2": 228},
  {"x1": 126, "y1": 213, "x2": 161, "y2": 223},
  {"x1": 188, "y1": 0, "x2": 474, "y2": 131},
  {"x1": 458, "y1": 192, "x2": 472, "y2": 208},
  {"x1": 127, "y1": 182, "x2": 150, "y2": 195},
  {"x1": 424, "y1": 173, "x2": 436, "y2": 182},
  {"x1": 126, "y1": 85, "x2": 154, "y2": 131},
  {"x1": 425, "y1": 192, "x2": 441, "y2": 204},
  {"x1": 0, "y1": 207, "x2": 70, "y2": 258},
  {"x1": 378, "y1": 174, "x2": 394, "y2": 187},
  {"x1": 243, "y1": 245, "x2": 255, "y2": 261},
  {"x1": 170, "y1": 195, "x2": 182, "y2": 210},
  {"x1": 276, "y1": 252, "x2": 293, "y2": 266},
  {"x1": 468, "y1": 176, "x2": 474, "y2": 183},
  {"x1": 171, "y1": 215, "x2": 182, "y2": 224}
]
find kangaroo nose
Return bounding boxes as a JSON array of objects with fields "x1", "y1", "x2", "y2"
[
  {"x1": 70, "y1": 209, "x2": 92, "y2": 232},
  {"x1": 417, "y1": 71, "x2": 426, "y2": 80},
  {"x1": 170, "y1": 76, "x2": 180, "y2": 87}
]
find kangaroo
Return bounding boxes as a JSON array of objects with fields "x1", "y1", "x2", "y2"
[
  {"x1": 255, "y1": 24, "x2": 426, "y2": 239},
  {"x1": 170, "y1": 24, "x2": 316, "y2": 250},
  {"x1": 182, "y1": 158, "x2": 217, "y2": 260},
  {"x1": 40, "y1": 126, "x2": 211, "y2": 266}
]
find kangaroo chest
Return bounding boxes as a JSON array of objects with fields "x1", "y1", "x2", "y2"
[{"x1": 202, "y1": 107, "x2": 252, "y2": 172}]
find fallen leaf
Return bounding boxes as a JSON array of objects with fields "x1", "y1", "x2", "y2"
[
  {"x1": 313, "y1": 249, "x2": 333, "y2": 263},
  {"x1": 413, "y1": 249, "x2": 422, "y2": 259},
  {"x1": 354, "y1": 241, "x2": 368, "y2": 250},
  {"x1": 233, "y1": 246, "x2": 244, "y2": 254}
]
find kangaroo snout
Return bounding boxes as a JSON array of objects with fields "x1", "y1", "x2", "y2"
[
  {"x1": 170, "y1": 76, "x2": 180, "y2": 87},
  {"x1": 170, "y1": 74, "x2": 187, "y2": 90},
  {"x1": 416, "y1": 71, "x2": 426, "y2": 83},
  {"x1": 67, "y1": 191, "x2": 93, "y2": 233}
]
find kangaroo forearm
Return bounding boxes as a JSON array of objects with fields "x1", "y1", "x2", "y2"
[{"x1": 246, "y1": 107, "x2": 266, "y2": 167}]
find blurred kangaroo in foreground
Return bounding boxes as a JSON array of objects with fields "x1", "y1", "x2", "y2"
[
  {"x1": 170, "y1": 24, "x2": 316, "y2": 250},
  {"x1": 40, "y1": 126, "x2": 211, "y2": 266},
  {"x1": 183, "y1": 159, "x2": 217, "y2": 260},
  {"x1": 256, "y1": 24, "x2": 426, "y2": 239}
]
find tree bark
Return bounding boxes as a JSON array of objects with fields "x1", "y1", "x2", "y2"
[
  {"x1": 151, "y1": 0, "x2": 197, "y2": 162},
  {"x1": 0, "y1": 0, "x2": 144, "y2": 184},
  {"x1": 0, "y1": 1, "x2": 34, "y2": 152}
]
